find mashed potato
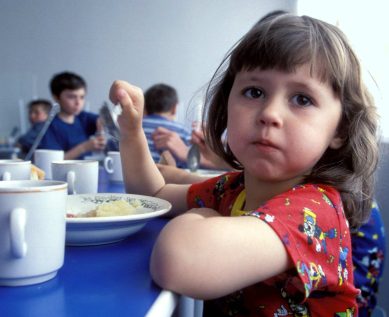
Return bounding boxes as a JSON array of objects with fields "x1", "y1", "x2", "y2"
[
  {"x1": 95, "y1": 199, "x2": 141, "y2": 217},
  {"x1": 72, "y1": 199, "x2": 142, "y2": 218}
]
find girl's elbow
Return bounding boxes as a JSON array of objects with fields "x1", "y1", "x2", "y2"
[
  {"x1": 149, "y1": 217, "x2": 203, "y2": 295},
  {"x1": 149, "y1": 243, "x2": 185, "y2": 292}
]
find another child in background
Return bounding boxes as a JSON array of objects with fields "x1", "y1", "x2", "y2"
[
  {"x1": 143, "y1": 83, "x2": 191, "y2": 167},
  {"x1": 109, "y1": 12, "x2": 379, "y2": 317},
  {"x1": 28, "y1": 99, "x2": 52, "y2": 124},
  {"x1": 17, "y1": 99, "x2": 52, "y2": 155},
  {"x1": 353, "y1": 202, "x2": 386, "y2": 317},
  {"x1": 38, "y1": 71, "x2": 106, "y2": 159}
]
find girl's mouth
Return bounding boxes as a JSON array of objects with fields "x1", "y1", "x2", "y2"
[{"x1": 253, "y1": 139, "x2": 279, "y2": 152}]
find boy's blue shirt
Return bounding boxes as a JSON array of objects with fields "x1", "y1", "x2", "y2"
[
  {"x1": 38, "y1": 111, "x2": 98, "y2": 159},
  {"x1": 18, "y1": 122, "x2": 45, "y2": 153}
]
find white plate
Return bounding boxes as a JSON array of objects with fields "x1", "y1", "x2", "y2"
[
  {"x1": 185, "y1": 169, "x2": 226, "y2": 178},
  {"x1": 66, "y1": 193, "x2": 171, "y2": 246}
]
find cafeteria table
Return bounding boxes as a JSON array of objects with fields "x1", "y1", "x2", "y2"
[{"x1": 0, "y1": 167, "x2": 184, "y2": 317}]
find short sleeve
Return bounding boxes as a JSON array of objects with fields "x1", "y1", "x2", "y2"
[
  {"x1": 247, "y1": 184, "x2": 358, "y2": 304},
  {"x1": 187, "y1": 176, "x2": 222, "y2": 209},
  {"x1": 187, "y1": 172, "x2": 244, "y2": 215}
]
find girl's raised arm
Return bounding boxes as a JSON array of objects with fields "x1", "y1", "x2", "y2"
[{"x1": 109, "y1": 80, "x2": 189, "y2": 215}]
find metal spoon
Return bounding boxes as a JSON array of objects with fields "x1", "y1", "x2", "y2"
[
  {"x1": 99, "y1": 102, "x2": 120, "y2": 141},
  {"x1": 187, "y1": 144, "x2": 200, "y2": 172}
]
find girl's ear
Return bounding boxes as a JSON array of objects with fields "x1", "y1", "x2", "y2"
[{"x1": 329, "y1": 136, "x2": 343, "y2": 149}]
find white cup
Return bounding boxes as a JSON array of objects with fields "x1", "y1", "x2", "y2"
[
  {"x1": 51, "y1": 160, "x2": 98, "y2": 195},
  {"x1": 0, "y1": 159, "x2": 31, "y2": 181},
  {"x1": 33, "y1": 150, "x2": 64, "y2": 180},
  {"x1": 0, "y1": 180, "x2": 68, "y2": 286},
  {"x1": 103, "y1": 151, "x2": 123, "y2": 183}
]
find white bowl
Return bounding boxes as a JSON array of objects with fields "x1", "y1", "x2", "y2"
[
  {"x1": 185, "y1": 169, "x2": 226, "y2": 178},
  {"x1": 66, "y1": 193, "x2": 171, "y2": 246}
]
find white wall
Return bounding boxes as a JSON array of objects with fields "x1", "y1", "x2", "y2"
[
  {"x1": 298, "y1": 0, "x2": 389, "y2": 140},
  {"x1": 0, "y1": 0, "x2": 296, "y2": 136}
]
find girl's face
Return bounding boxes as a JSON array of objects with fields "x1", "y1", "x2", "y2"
[
  {"x1": 227, "y1": 65, "x2": 343, "y2": 186},
  {"x1": 55, "y1": 88, "x2": 86, "y2": 116}
]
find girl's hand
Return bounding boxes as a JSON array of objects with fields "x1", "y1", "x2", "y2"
[{"x1": 109, "y1": 80, "x2": 144, "y2": 139}]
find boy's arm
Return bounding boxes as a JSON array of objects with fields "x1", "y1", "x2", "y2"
[
  {"x1": 63, "y1": 136, "x2": 106, "y2": 160},
  {"x1": 109, "y1": 80, "x2": 189, "y2": 215},
  {"x1": 152, "y1": 127, "x2": 189, "y2": 162},
  {"x1": 64, "y1": 143, "x2": 87, "y2": 160},
  {"x1": 191, "y1": 129, "x2": 232, "y2": 170}
]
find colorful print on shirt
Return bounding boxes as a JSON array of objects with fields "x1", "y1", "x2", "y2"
[{"x1": 187, "y1": 172, "x2": 359, "y2": 317}]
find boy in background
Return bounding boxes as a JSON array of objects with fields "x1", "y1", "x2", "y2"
[
  {"x1": 143, "y1": 83, "x2": 191, "y2": 167},
  {"x1": 38, "y1": 71, "x2": 106, "y2": 159},
  {"x1": 17, "y1": 99, "x2": 52, "y2": 155},
  {"x1": 28, "y1": 99, "x2": 51, "y2": 124}
]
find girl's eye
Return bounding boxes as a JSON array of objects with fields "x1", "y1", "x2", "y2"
[
  {"x1": 243, "y1": 87, "x2": 264, "y2": 99},
  {"x1": 292, "y1": 94, "x2": 313, "y2": 107}
]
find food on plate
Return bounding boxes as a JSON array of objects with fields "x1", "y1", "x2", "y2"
[
  {"x1": 67, "y1": 199, "x2": 142, "y2": 218},
  {"x1": 30, "y1": 164, "x2": 45, "y2": 180}
]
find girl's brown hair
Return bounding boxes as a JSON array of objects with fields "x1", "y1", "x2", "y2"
[{"x1": 204, "y1": 13, "x2": 379, "y2": 229}]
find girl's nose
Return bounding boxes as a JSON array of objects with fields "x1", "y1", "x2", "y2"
[{"x1": 257, "y1": 98, "x2": 283, "y2": 128}]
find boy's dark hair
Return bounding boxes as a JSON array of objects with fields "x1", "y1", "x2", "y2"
[
  {"x1": 144, "y1": 84, "x2": 178, "y2": 115},
  {"x1": 50, "y1": 71, "x2": 87, "y2": 98},
  {"x1": 28, "y1": 99, "x2": 52, "y2": 114},
  {"x1": 204, "y1": 13, "x2": 379, "y2": 229}
]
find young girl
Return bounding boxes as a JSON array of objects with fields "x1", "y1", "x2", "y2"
[{"x1": 109, "y1": 13, "x2": 379, "y2": 317}]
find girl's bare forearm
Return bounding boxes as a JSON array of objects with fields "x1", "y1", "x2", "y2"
[{"x1": 120, "y1": 132, "x2": 165, "y2": 196}]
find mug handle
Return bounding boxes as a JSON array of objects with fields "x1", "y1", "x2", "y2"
[
  {"x1": 2, "y1": 171, "x2": 11, "y2": 181},
  {"x1": 10, "y1": 208, "x2": 27, "y2": 258},
  {"x1": 67, "y1": 170, "x2": 76, "y2": 195},
  {"x1": 104, "y1": 157, "x2": 114, "y2": 174}
]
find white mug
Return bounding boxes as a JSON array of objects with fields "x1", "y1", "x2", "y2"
[
  {"x1": 0, "y1": 159, "x2": 31, "y2": 181},
  {"x1": 34, "y1": 149, "x2": 64, "y2": 180},
  {"x1": 103, "y1": 151, "x2": 123, "y2": 183},
  {"x1": 51, "y1": 160, "x2": 98, "y2": 195},
  {"x1": 0, "y1": 180, "x2": 68, "y2": 286}
]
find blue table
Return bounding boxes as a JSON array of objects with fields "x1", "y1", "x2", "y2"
[{"x1": 0, "y1": 167, "x2": 179, "y2": 317}]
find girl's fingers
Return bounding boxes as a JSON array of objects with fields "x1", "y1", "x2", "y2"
[
  {"x1": 109, "y1": 80, "x2": 146, "y2": 136},
  {"x1": 109, "y1": 80, "x2": 131, "y2": 104},
  {"x1": 116, "y1": 88, "x2": 135, "y2": 114},
  {"x1": 109, "y1": 80, "x2": 144, "y2": 112}
]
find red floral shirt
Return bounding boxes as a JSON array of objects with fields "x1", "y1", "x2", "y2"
[{"x1": 187, "y1": 172, "x2": 358, "y2": 317}]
